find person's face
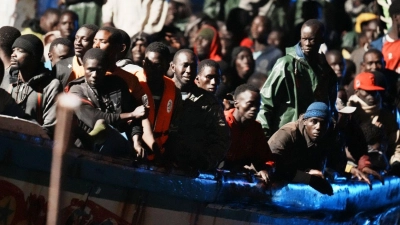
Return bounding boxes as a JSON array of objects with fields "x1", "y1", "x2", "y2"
[
  {"x1": 326, "y1": 54, "x2": 345, "y2": 78},
  {"x1": 304, "y1": 117, "x2": 328, "y2": 142},
  {"x1": 235, "y1": 50, "x2": 254, "y2": 79},
  {"x1": 40, "y1": 13, "x2": 59, "y2": 33},
  {"x1": 250, "y1": 16, "x2": 266, "y2": 40},
  {"x1": 10, "y1": 47, "x2": 32, "y2": 70},
  {"x1": 74, "y1": 27, "x2": 95, "y2": 57},
  {"x1": 234, "y1": 90, "x2": 260, "y2": 121},
  {"x1": 267, "y1": 31, "x2": 282, "y2": 48},
  {"x1": 356, "y1": 89, "x2": 380, "y2": 106},
  {"x1": 131, "y1": 40, "x2": 147, "y2": 64},
  {"x1": 195, "y1": 66, "x2": 220, "y2": 94},
  {"x1": 58, "y1": 14, "x2": 76, "y2": 39},
  {"x1": 172, "y1": 52, "x2": 197, "y2": 88},
  {"x1": 93, "y1": 30, "x2": 112, "y2": 51},
  {"x1": 363, "y1": 53, "x2": 383, "y2": 72},
  {"x1": 300, "y1": 25, "x2": 322, "y2": 57},
  {"x1": 363, "y1": 20, "x2": 379, "y2": 43},
  {"x1": 84, "y1": 58, "x2": 107, "y2": 89},
  {"x1": 49, "y1": 44, "x2": 73, "y2": 67},
  {"x1": 143, "y1": 51, "x2": 168, "y2": 83},
  {"x1": 195, "y1": 36, "x2": 211, "y2": 59}
]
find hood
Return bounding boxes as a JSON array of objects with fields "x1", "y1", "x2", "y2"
[{"x1": 193, "y1": 25, "x2": 222, "y2": 61}]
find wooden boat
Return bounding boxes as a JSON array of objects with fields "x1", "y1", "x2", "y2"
[{"x1": 0, "y1": 115, "x2": 399, "y2": 225}]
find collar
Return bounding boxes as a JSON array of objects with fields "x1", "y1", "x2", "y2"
[{"x1": 295, "y1": 42, "x2": 305, "y2": 59}]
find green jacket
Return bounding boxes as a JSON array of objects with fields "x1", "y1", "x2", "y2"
[{"x1": 256, "y1": 44, "x2": 337, "y2": 138}]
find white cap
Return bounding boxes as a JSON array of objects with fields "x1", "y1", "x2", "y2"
[{"x1": 336, "y1": 98, "x2": 356, "y2": 114}]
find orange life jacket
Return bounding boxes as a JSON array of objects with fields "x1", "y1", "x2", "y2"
[{"x1": 135, "y1": 71, "x2": 176, "y2": 154}]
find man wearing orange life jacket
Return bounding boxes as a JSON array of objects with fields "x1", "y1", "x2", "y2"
[{"x1": 134, "y1": 42, "x2": 181, "y2": 159}]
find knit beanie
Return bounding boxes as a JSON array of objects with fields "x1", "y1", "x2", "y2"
[
  {"x1": 197, "y1": 27, "x2": 215, "y2": 42},
  {"x1": 12, "y1": 34, "x2": 44, "y2": 59},
  {"x1": 303, "y1": 102, "x2": 330, "y2": 121}
]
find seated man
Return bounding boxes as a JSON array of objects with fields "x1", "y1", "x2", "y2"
[
  {"x1": 8, "y1": 34, "x2": 62, "y2": 136},
  {"x1": 268, "y1": 102, "x2": 340, "y2": 195},
  {"x1": 223, "y1": 84, "x2": 273, "y2": 182},
  {"x1": 68, "y1": 48, "x2": 147, "y2": 158},
  {"x1": 166, "y1": 59, "x2": 230, "y2": 172},
  {"x1": 46, "y1": 37, "x2": 74, "y2": 70}
]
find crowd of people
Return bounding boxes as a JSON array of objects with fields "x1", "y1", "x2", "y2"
[{"x1": 0, "y1": 0, "x2": 399, "y2": 195}]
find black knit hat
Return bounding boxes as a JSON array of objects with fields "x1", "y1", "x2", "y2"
[{"x1": 12, "y1": 34, "x2": 43, "y2": 59}]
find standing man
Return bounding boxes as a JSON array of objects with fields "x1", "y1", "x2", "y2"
[
  {"x1": 134, "y1": 42, "x2": 180, "y2": 159},
  {"x1": 53, "y1": 24, "x2": 99, "y2": 87},
  {"x1": 257, "y1": 19, "x2": 337, "y2": 138},
  {"x1": 166, "y1": 59, "x2": 230, "y2": 171},
  {"x1": 170, "y1": 49, "x2": 198, "y2": 99}
]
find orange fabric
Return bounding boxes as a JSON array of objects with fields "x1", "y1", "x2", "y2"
[
  {"x1": 135, "y1": 70, "x2": 176, "y2": 151},
  {"x1": 382, "y1": 39, "x2": 400, "y2": 73},
  {"x1": 240, "y1": 37, "x2": 254, "y2": 51},
  {"x1": 36, "y1": 92, "x2": 43, "y2": 125},
  {"x1": 106, "y1": 67, "x2": 145, "y2": 103},
  {"x1": 193, "y1": 25, "x2": 222, "y2": 61},
  {"x1": 67, "y1": 56, "x2": 86, "y2": 84}
]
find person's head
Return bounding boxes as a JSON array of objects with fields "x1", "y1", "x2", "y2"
[
  {"x1": 40, "y1": 8, "x2": 61, "y2": 33},
  {"x1": 362, "y1": 49, "x2": 384, "y2": 72},
  {"x1": 267, "y1": 29, "x2": 284, "y2": 51},
  {"x1": 131, "y1": 32, "x2": 151, "y2": 65},
  {"x1": 354, "y1": 72, "x2": 384, "y2": 106},
  {"x1": 231, "y1": 46, "x2": 254, "y2": 80},
  {"x1": 143, "y1": 42, "x2": 170, "y2": 84},
  {"x1": 300, "y1": 19, "x2": 325, "y2": 57},
  {"x1": 93, "y1": 27, "x2": 123, "y2": 62},
  {"x1": 10, "y1": 34, "x2": 44, "y2": 72},
  {"x1": 74, "y1": 24, "x2": 99, "y2": 58},
  {"x1": 117, "y1": 29, "x2": 130, "y2": 59},
  {"x1": 247, "y1": 72, "x2": 267, "y2": 91},
  {"x1": 48, "y1": 38, "x2": 74, "y2": 67},
  {"x1": 250, "y1": 16, "x2": 271, "y2": 42},
  {"x1": 195, "y1": 59, "x2": 221, "y2": 93},
  {"x1": 0, "y1": 26, "x2": 21, "y2": 59},
  {"x1": 218, "y1": 21, "x2": 234, "y2": 61},
  {"x1": 58, "y1": 10, "x2": 79, "y2": 41},
  {"x1": 325, "y1": 50, "x2": 345, "y2": 79},
  {"x1": 233, "y1": 84, "x2": 261, "y2": 122},
  {"x1": 194, "y1": 25, "x2": 221, "y2": 61},
  {"x1": 83, "y1": 48, "x2": 108, "y2": 89},
  {"x1": 389, "y1": 0, "x2": 400, "y2": 33},
  {"x1": 171, "y1": 49, "x2": 198, "y2": 91},
  {"x1": 303, "y1": 102, "x2": 330, "y2": 142}
]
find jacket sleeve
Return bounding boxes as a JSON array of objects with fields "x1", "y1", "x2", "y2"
[
  {"x1": 69, "y1": 85, "x2": 120, "y2": 129},
  {"x1": 256, "y1": 58, "x2": 287, "y2": 138},
  {"x1": 198, "y1": 102, "x2": 230, "y2": 171},
  {"x1": 42, "y1": 79, "x2": 63, "y2": 135}
]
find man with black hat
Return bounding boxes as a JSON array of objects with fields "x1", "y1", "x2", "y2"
[{"x1": 8, "y1": 34, "x2": 62, "y2": 136}]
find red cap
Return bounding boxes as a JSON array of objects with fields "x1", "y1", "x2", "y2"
[{"x1": 354, "y1": 72, "x2": 385, "y2": 91}]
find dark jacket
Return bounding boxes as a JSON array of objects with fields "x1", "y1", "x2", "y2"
[
  {"x1": 268, "y1": 115, "x2": 345, "y2": 182},
  {"x1": 166, "y1": 87, "x2": 230, "y2": 171},
  {"x1": 8, "y1": 68, "x2": 62, "y2": 135},
  {"x1": 68, "y1": 76, "x2": 142, "y2": 141},
  {"x1": 53, "y1": 56, "x2": 74, "y2": 87}
]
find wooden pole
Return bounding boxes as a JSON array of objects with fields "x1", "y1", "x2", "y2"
[{"x1": 46, "y1": 93, "x2": 80, "y2": 225}]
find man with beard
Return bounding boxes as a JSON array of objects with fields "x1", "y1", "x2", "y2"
[
  {"x1": 257, "y1": 19, "x2": 337, "y2": 139},
  {"x1": 8, "y1": 34, "x2": 62, "y2": 136},
  {"x1": 53, "y1": 24, "x2": 99, "y2": 87},
  {"x1": 170, "y1": 49, "x2": 198, "y2": 99}
]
